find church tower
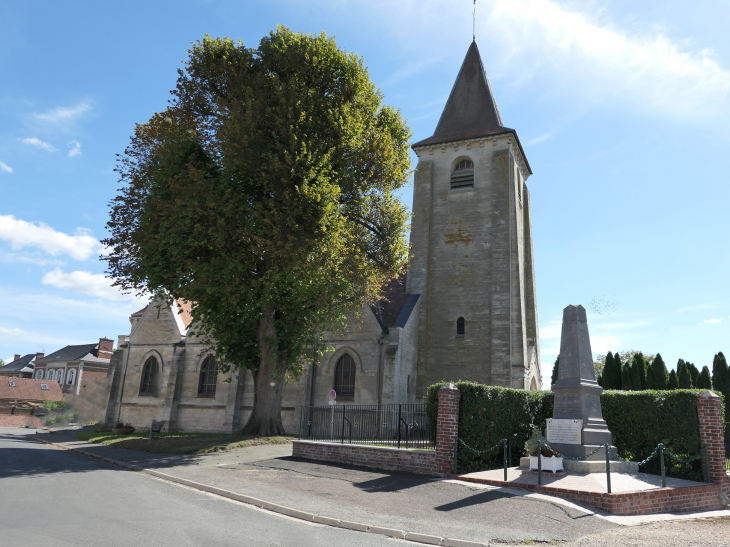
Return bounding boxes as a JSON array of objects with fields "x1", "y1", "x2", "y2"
[{"x1": 407, "y1": 41, "x2": 541, "y2": 397}]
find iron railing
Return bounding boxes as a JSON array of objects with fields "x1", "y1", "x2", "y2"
[{"x1": 299, "y1": 403, "x2": 434, "y2": 449}]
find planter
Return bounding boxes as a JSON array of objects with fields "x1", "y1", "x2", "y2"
[
  {"x1": 112, "y1": 427, "x2": 135, "y2": 435},
  {"x1": 529, "y1": 455, "x2": 564, "y2": 473}
]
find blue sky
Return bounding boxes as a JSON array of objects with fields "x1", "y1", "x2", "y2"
[{"x1": 1, "y1": 0, "x2": 728, "y2": 385}]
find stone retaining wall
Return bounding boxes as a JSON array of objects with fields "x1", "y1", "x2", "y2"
[{"x1": 0, "y1": 415, "x2": 44, "y2": 428}]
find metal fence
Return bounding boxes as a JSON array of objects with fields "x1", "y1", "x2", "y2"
[{"x1": 299, "y1": 403, "x2": 434, "y2": 449}]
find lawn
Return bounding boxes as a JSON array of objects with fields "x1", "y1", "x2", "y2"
[{"x1": 75, "y1": 430, "x2": 294, "y2": 455}]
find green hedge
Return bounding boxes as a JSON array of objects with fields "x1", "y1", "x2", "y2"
[
  {"x1": 426, "y1": 382, "x2": 553, "y2": 473},
  {"x1": 427, "y1": 382, "x2": 721, "y2": 480},
  {"x1": 601, "y1": 390, "x2": 722, "y2": 481}
]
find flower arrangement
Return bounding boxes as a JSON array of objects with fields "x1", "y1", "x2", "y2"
[{"x1": 524, "y1": 425, "x2": 556, "y2": 457}]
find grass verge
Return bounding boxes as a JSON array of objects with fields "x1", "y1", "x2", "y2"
[{"x1": 75, "y1": 430, "x2": 294, "y2": 455}]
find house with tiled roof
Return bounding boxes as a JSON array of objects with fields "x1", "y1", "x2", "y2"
[
  {"x1": 0, "y1": 353, "x2": 44, "y2": 379},
  {"x1": 0, "y1": 377, "x2": 63, "y2": 404},
  {"x1": 32, "y1": 338, "x2": 114, "y2": 395}
]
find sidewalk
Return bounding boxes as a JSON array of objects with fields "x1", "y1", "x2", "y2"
[{"x1": 19, "y1": 428, "x2": 730, "y2": 546}]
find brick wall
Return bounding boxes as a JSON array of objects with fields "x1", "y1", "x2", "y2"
[
  {"x1": 293, "y1": 441, "x2": 437, "y2": 474},
  {"x1": 0, "y1": 415, "x2": 44, "y2": 428},
  {"x1": 435, "y1": 383, "x2": 460, "y2": 473},
  {"x1": 697, "y1": 391, "x2": 726, "y2": 484}
]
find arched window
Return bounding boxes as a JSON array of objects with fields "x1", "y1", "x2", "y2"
[
  {"x1": 67, "y1": 369, "x2": 77, "y2": 385},
  {"x1": 56, "y1": 370, "x2": 64, "y2": 384},
  {"x1": 197, "y1": 356, "x2": 218, "y2": 398},
  {"x1": 36, "y1": 370, "x2": 44, "y2": 380},
  {"x1": 456, "y1": 317, "x2": 465, "y2": 338},
  {"x1": 407, "y1": 374, "x2": 411, "y2": 395},
  {"x1": 451, "y1": 159, "x2": 474, "y2": 189},
  {"x1": 139, "y1": 357, "x2": 159, "y2": 396},
  {"x1": 334, "y1": 354, "x2": 356, "y2": 402}
]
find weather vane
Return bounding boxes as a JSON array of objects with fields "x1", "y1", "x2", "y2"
[{"x1": 473, "y1": 0, "x2": 476, "y2": 42}]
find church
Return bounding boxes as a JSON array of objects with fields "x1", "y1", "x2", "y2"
[{"x1": 105, "y1": 41, "x2": 542, "y2": 434}]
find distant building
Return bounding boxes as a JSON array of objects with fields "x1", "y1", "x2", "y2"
[
  {"x1": 0, "y1": 377, "x2": 63, "y2": 405},
  {"x1": 0, "y1": 353, "x2": 44, "y2": 379},
  {"x1": 33, "y1": 339, "x2": 114, "y2": 395}
]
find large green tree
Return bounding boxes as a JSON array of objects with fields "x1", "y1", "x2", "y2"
[
  {"x1": 551, "y1": 355, "x2": 560, "y2": 385},
  {"x1": 677, "y1": 360, "x2": 693, "y2": 389},
  {"x1": 103, "y1": 29, "x2": 412, "y2": 435},
  {"x1": 667, "y1": 369, "x2": 679, "y2": 390},
  {"x1": 697, "y1": 366, "x2": 713, "y2": 390},
  {"x1": 647, "y1": 353, "x2": 668, "y2": 390}
]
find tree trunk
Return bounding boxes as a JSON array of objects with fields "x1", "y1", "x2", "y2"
[{"x1": 240, "y1": 307, "x2": 287, "y2": 436}]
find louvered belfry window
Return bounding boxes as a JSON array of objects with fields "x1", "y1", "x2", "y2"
[
  {"x1": 334, "y1": 354, "x2": 356, "y2": 401},
  {"x1": 197, "y1": 356, "x2": 218, "y2": 397},
  {"x1": 451, "y1": 159, "x2": 474, "y2": 189},
  {"x1": 456, "y1": 317, "x2": 465, "y2": 338}
]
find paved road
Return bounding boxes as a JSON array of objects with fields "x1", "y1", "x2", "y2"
[{"x1": 0, "y1": 437, "x2": 397, "y2": 547}]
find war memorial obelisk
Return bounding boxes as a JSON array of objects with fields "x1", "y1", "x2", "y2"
[{"x1": 548, "y1": 304, "x2": 615, "y2": 460}]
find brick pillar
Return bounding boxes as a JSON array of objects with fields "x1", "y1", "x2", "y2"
[
  {"x1": 435, "y1": 383, "x2": 460, "y2": 473},
  {"x1": 697, "y1": 390, "x2": 726, "y2": 484}
]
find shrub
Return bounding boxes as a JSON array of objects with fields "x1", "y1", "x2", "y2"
[
  {"x1": 601, "y1": 389, "x2": 720, "y2": 481},
  {"x1": 426, "y1": 382, "x2": 553, "y2": 473}
]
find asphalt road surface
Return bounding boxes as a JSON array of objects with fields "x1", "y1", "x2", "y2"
[{"x1": 0, "y1": 437, "x2": 400, "y2": 547}]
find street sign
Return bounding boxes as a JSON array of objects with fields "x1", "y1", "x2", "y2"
[
  {"x1": 329, "y1": 390, "x2": 336, "y2": 401},
  {"x1": 328, "y1": 400, "x2": 336, "y2": 406}
]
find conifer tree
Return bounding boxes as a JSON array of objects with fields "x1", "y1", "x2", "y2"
[
  {"x1": 697, "y1": 366, "x2": 713, "y2": 390},
  {"x1": 668, "y1": 369, "x2": 679, "y2": 390},
  {"x1": 621, "y1": 364, "x2": 632, "y2": 390},
  {"x1": 597, "y1": 374, "x2": 603, "y2": 387},
  {"x1": 687, "y1": 363, "x2": 700, "y2": 387},
  {"x1": 678, "y1": 360, "x2": 693, "y2": 389},
  {"x1": 652, "y1": 354, "x2": 668, "y2": 390},
  {"x1": 713, "y1": 352, "x2": 728, "y2": 398},
  {"x1": 613, "y1": 353, "x2": 623, "y2": 390},
  {"x1": 634, "y1": 353, "x2": 647, "y2": 390},
  {"x1": 551, "y1": 355, "x2": 560, "y2": 385},
  {"x1": 603, "y1": 352, "x2": 615, "y2": 389},
  {"x1": 630, "y1": 363, "x2": 641, "y2": 390}
]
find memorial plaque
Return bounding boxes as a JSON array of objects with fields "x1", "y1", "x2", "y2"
[
  {"x1": 546, "y1": 419, "x2": 583, "y2": 445},
  {"x1": 554, "y1": 395, "x2": 581, "y2": 416}
]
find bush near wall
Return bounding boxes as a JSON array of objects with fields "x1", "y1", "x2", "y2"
[
  {"x1": 601, "y1": 390, "x2": 723, "y2": 481},
  {"x1": 427, "y1": 382, "x2": 721, "y2": 479},
  {"x1": 426, "y1": 382, "x2": 553, "y2": 473}
]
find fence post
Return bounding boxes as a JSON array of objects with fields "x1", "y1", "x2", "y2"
[
  {"x1": 659, "y1": 444, "x2": 666, "y2": 488},
  {"x1": 397, "y1": 404, "x2": 402, "y2": 449},
  {"x1": 503, "y1": 439, "x2": 508, "y2": 481},
  {"x1": 605, "y1": 443, "x2": 611, "y2": 494},
  {"x1": 696, "y1": 390, "x2": 725, "y2": 484},
  {"x1": 537, "y1": 440, "x2": 542, "y2": 486},
  {"x1": 341, "y1": 407, "x2": 345, "y2": 444}
]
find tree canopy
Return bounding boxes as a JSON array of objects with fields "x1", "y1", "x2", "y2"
[{"x1": 103, "y1": 28, "x2": 412, "y2": 435}]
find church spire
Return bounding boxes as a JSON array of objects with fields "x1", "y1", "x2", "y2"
[{"x1": 413, "y1": 41, "x2": 512, "y2": 148}]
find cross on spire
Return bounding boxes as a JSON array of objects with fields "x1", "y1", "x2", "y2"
[{"x1": 473, "y1": 0, "x2": 476, "y2": 42}]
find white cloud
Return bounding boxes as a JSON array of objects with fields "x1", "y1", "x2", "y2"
[
  {"x1": 41, "y1": 268, "x2": 135, "y2": 301},
  {"x1": 0, "y1": 215, "x2": 103, "y2": 260},
  {"x1": 0, "y1": 161, "x2": 12, "y2": 173},
  {"x1": 21, "y1": 137, "x2": 55, "y2": 152},
  {"x1": 67, "y1": 140, "x2": 82, "y2": 157},
  {"x1": 704, "y1": 318, "x2": 722, "y2": 324},
  {"x1": 482, "y1": 0, "x2": 730, "y2": 118},
  {"x1": 33, "y1": 101, "x2": 92, "y2": 124},
  {"x1": 526, "y1": 132, "x2": 553, "y2": 146},
  {"x1": 589, "y1": 335, "x2": 622, "y2": 355},
  {"x1": 0, "y1": 250, "x2": 66, "y2": 267}
]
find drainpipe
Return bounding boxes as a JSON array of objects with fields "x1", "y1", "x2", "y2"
[{"x1": 116, "y1": 338, "x2": 131, "y2": 425}]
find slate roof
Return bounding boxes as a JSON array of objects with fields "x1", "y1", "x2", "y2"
[
  {"x1": 412, "y1": 41, "x2": 532, "y2": 174},
  {"x1": 35, "y1": 344, "x2": 101, "y2": 364},
  {"x1": 0, "y1": 377, "x2": 63, "y2": 402},
  {"x1": 0, "y1": 354, "x2": 35, "y2": 372},
  {"x1": 371, "y1": 274, "x2": 419, "y2": 329}
]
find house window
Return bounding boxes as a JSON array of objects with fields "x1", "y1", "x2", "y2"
[
  {"x1": 451, "y1": 159, "x2": 474, "y2": 189},
  {"x1": 334, "y1": 354, "x2": 356, "y2": 401},
  {"x1": 456, "y1": 317, "x2": 465, "y2": 338},
  {"x1": 8, "y1": 381, "x2": 15, "y2": 387},
  {"x1": 41, "y1": 384, "x2": 48, "y2": 390},
  {"x1": 197, "y1": 356, "x2": 218, "y2": 398},
  {"x1": 36, "y1": 370, "x2": 44, "y2": 380},
  {"x1": 56, "y1": 370, "x2": 64, "y2": 384},
  {"x1": 139, "y1": 357, "x2": 159, "y2": 396},
  {"x1": 67, "y1": 369, "x2": 77, "y2": 385}
]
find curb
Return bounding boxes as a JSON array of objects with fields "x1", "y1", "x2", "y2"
[{"x1": 33, "y1": 437, "x2": 491, "y2": 547}]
